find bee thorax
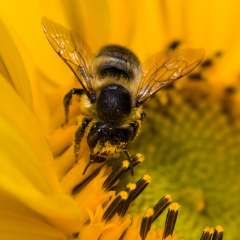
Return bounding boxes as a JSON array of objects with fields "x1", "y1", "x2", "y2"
[{"x1": 96, "y1": 84, "x2": 132, "y2": 124}]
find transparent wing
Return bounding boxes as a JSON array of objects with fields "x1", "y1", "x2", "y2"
[
  {"x1": 42, "y1": 17, "x2": 96, "y2": 101},
  {"x1": 135, "y1": 48, "x2": 204, "y2": 105}
]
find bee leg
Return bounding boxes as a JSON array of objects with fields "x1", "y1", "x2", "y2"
[
  {"x1": 74, "y1": 118, "x2": 91, "y2": 160},
  {"x1": 63, "y1": 88, "x2": 85, "y2": 124},
  {"x1": 82, "y1": 155, "x2": 106, "y2": 175}
]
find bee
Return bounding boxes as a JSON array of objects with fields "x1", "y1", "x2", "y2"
[{"x1": 42, "y1": 18, "x2": 204, "y2": 174}]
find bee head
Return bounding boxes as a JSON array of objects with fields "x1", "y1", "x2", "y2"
[{"x1": 96, "y1": 84, "x2": 132, "y2": 125}]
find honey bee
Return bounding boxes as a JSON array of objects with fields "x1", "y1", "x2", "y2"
[{"x1": 42, "y1": 18, "x2": 204, "y2": 174}]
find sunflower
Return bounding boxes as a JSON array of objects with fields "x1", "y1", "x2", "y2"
[{"x1": 0, "y1": 0, "x2": 234, "y2": 239}]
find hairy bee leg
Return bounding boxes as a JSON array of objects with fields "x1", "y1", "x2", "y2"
[
  {"x1": 74, "y1": 118, "x2": 91, "y2": 160},
  {"x1": 82, "y1": 155, "x2": 106, "y2": 175},
  {"x1": 63, "y1": 88, "x2": 85, "y2": 124},
  {"x1": 121, "y1": 119, "x2": 143, "y2": 176}
]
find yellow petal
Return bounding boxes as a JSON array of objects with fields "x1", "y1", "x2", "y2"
[
  {"x1": 0, "y1": 0, "x2": 72, "y2": 86},
  {"x1": 0, "y1": 1, "x2": 77, "y2": 131},
  {"x1": 183, "y1": 0, "x2": 240, "y2": 51},
  {"x1": 62, "y1": 0, "x2": 110, "y2": 52},
  {"x1": 0, "y1": 75, "x2": 84, "y2": 233},
  {"x1": 130, "y1": 0, "x2": 167, "y2": 60},
  {"x1": 0, "y1": 19, "x2": 33, "y2": 109},
  {"x1": 0, "y1": 191, "x2": 66, "y2": 240}
]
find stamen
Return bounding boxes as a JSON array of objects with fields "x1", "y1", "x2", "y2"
[
  {"x1": 168, "y1": 40, "x2": 181, "y2": 50},
  {"x1": 215, "y1": 51, "x2": 223, "y2": 58},
  {"x1": 103, "y1": 191, "x2": 128, "y2": 221},
  {"x1": 71, "y1": 166, "x2": 102, "y2": 195},
  {"x1": 200, "y1": 227, "x2": 214, "y2": 240},
  {"x1": 103, "y1": 154, "x2": 144, "y2": 190},
  {"x1": 127, "y1": 175, "x2": 151, "y2": 202},
  {"x1": 224, "y1": 86, "x2": 237, "y2": 95},
  {"x1": 139, "y1": 195, "x2": 172, "y2": 240},
  {"x1": 133, "y1": 153, "x2": 145, "y2": 164},
  {"x1": 162, "y1": 202, "x2": 180, "y2": 239},
  {"x1": 188, "y1": 72, "x2": 204, "y2": 81},
  {"x1": 117, "y1": 182, "x2": 137, "y2": 216},
  {"x1": 152, "y1": 194, "x2": 172, "y2": 222},
  {"x1": 103, "y1": 160, "x2": 130, "y2": 190},
  {"x1": 201, "y1": 58, "x2": 213, "y2": 68},
  {"x1": 212, "y1": 226, "x2": 224, "y2": 240},
  {"x1": 117, "y1": 175, "x2": 151, "y2": 217},
  {"x1": 126, "y1": 182, "x2": 136, "y2": 191},
  {"x1": 140, "y1": 208, "x2": 154, "y2": 240}
]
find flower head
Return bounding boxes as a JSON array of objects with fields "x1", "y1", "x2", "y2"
[{"x1": 0, "y1": 0, "x2": 234, "y2": 239}]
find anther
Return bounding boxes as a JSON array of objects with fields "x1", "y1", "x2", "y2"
[
  {"x1": 212, "y1": 226, "x2": 224, "y2": 240},
  {"x1": 126, "y1": 182, "x2": 136, "y2": 191},
  {"x1": 201, "y1": 58, "x2": 213, "y2": 68},
  {"x1": 188, "y1": 72, "x2": 204, "y2": 81},
  {"x1": 103, "y1": 154, "x2": 144, "y2": 190},
  {"x1": 152, "y1": 195, "x2": 172, "y2": 222},
  {"x1": 162, "y1": 202, "x2": 180, "y2": 239},
  {"x1": 103, "y1": 160, "x2": 130, "y2": 190},
  {"x1": 168, "y1": 40, "x2": 181, "y2": 50},
  {"x1": 117, "y1": 176, "x2": 151, "y2": 217},
  {"x1": 115, "y1": 182, "x2": 136, "y2": 217},
  {"x1": 140, "y1": 208, "x2": 154, "y2": 240},
  {"x1": 139, "y1": 195, "x2": 172, "y2": 240},
  {"x1": 215, "y1": 51, "x2": 223, "y2": 58},
  {"x1": 224, "y1": 86, "x2": 237, "y2": 95},
  {"x1": 133, "y1": 153, "x2": 145, "y2": 164},
  {"x1": 200, "y1": 227, "x2": 214, "y2": 240},
  {"x1": 72, "y1": 166, "x2": 102, "y2": 195},
  {"x1": 103, "y1": 191, "x2": 128, "y2": 221},
  {"x1": 129, "y1": 175, "x2": 151, "y2": 202}
]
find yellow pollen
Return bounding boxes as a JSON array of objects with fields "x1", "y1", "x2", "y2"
[
  {"x1": 119, "y1": 191, "x2": 128, "y2": 200},
  {"x1": 145, "y1": 208, "x2": 154, "y2": 217},
  {"x1": 122, "y1": 160, "x2": 130, "y2": 168},
  {"x1": 165, "y1": 194, "x2": 172, "y2": 202},
  {"x1": 136, "y1": 153, "x2": 144, "y2": 162},
  {"x1": 143, "y1": 174, "x2": 152, "y2": 183},
  {"x1": 203, "y1": 227, "x2": 211, "y2": 232},
  {"x1": 127, "y1": 183, "x2": 136, "y2": 191},
  {"x1": 169, "y1": 202, "x2": 181, "y2": 210},
  {"x1": 209, "y1": 228, "x2": 214, "y2": 234},
  {"x1": 215, "y1": 225, "x2": 224, "y2": 232}
]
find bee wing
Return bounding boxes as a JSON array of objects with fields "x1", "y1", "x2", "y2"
[
  {"x1": 42, "y1": 18, "x2": 96, "y2": 101},
  {"x1": 135, "y1": 48, "x2": 204, "y2": 106}
]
